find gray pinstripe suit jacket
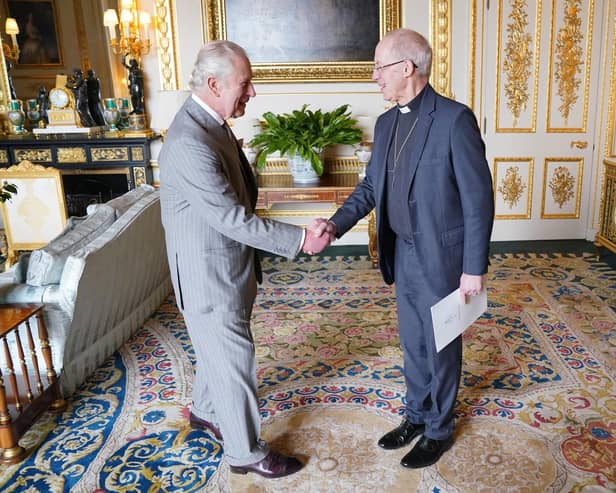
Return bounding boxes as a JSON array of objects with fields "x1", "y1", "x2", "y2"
[{"x1": 159, "y1": 96, "x2": 303, "y2": 314}]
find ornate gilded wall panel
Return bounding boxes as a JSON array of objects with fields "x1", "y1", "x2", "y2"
[
  {"x1": 546, "y1": 0, "x2": 594, "y2": 132},
  {"x1": 155, "y1": 0, "x2": 180, "y2": 91},
  {"x1": 607, "y1": 10, "x2": 616, "y2": 157},
  {"x1": 541, "y1": 157, "x2": 583, "y2": 218},
  {"x1": 493, "y1": 157, "x2": 534, "y2": 219},
  {"x1": 430, "y1": 0, "x2": 453, "y2": 98},
  {"x1": 496, "y1": 0, "x2": 541, "y2": 132}
]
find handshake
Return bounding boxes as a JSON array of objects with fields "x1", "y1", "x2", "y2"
[{"x1": 302, "y1": 218, "x2": 337, "y2": 255}]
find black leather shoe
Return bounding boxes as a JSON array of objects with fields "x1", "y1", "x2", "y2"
[
  {"x1": 378, "y1": 419, "x2": 426, "y2": 450},
  {"x1": 189, "y1": 412, "x2": 222, "y2": 440},
  {"x1": 230, "y1": 451, "x2": 303, "y2": 478},
  {"x1": 400, "y1": 435, "x2": 454, "y2": 468}
]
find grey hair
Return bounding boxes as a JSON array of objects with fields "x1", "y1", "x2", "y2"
[
  {"x1": 189, "y1": 40, "x2": 248, "y2": 90},
  {"x1": 383, "y1": 29, "x2": 432, "y2": 77}
]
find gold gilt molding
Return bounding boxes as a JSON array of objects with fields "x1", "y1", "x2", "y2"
[
  {"x1": 57, "y1": 148, "x2": 87, "y2": 163},
  {"x1": 258, "y1": 156, "x2": 363, "y2": 176},
  {"x1": 468, "y1": 0, "x2": 477, "y2": 111},
  {"x1": 542, "y1": 157, "x2": 583, "y2": 218},
  {"x1": 503, "y1": 0, "x2": 533, "y2": 126},
  {"x1": 91, "y1": 147, "x2": 129, "y2": 161},
  {"x1": 73, "y1": 0, "x2": 90, "y2": 72},
  {"x1": 554, "y1": 0, "x2": 583, "y2": 125},
  {"x1": 549, "y1": 165, "x2": 575, "y2": 207},
  {"x1": 155, "y1": 0, "x2": 180, "y2": 91},
  {"x1": 1, "y1": 160, "x2": 48, "y2": 173},
  {"x1": 205, "y1": 0, "x2": 400, "y2": 83},
  {"x1": 14, "y1": 149, "x2": 52, "y2": 162},
  {"x1": 607, "y1": 11, "x2": 616, "y2": 157},
  {"x1": 133, "y1": 167, "x2": 147, "y2": 187},
  {"x1": 498, "y1": 166, "x2": 527, "y2": 208},
  {"x1": 430, "y1": 0, "x2": 453, "y2": 99},
  {"x1": 131, "y1": 147, "x2": 145, "y2": 162},
  {"x1": 0, "y1": 150, "x2": 8, "y2": 163}
]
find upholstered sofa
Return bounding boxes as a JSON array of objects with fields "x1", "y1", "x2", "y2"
[{"x1": 0, "y1": 185, "x2": 172, "y2": 396}]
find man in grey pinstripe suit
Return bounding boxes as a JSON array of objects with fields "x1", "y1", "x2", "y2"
[{"x1": 159, "y1": 41, "x2": 332, "y2": 478}]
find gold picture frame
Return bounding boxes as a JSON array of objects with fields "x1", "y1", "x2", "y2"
[{"x1": 203, "y1": 0, "x2": 401, "y2": 83}]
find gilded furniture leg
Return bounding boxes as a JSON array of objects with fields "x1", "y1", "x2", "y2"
[
  {"x1": 368, "y1": 209, "x2": 378, "y2": 268},
  {"x1": 35, "y1": 312, "x2": 65, "y2": 413}
]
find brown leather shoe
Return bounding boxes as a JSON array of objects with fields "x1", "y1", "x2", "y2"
[
  {"x1": 230, "y1": 451, "x2": 303, "y2": 478},
  {"x1": 378, "y1": 419, "x2": 425, "y2": 450},
  {"x1": 189, "y1": 412, "x2": 222, "y2": 440}
]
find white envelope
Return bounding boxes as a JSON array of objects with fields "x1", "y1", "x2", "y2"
[{"x1": 430, "y1": 288, "x2": 488, "y2": 352}]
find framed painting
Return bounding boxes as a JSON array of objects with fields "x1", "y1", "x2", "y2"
[
  {"x1": 6, "y1": 0, "x2": 62, "y2": 66},
  {"x1": 204, "y1": 0, "x2": 401, "y2": 83}
]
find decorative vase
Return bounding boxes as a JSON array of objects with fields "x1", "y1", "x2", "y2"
[
  {"x1": 355, "y1": 143, "x2": 372, "y2": 180},
  {"x1": 26, "y1": 99, "x2": 42, "y2": 129},
  {"x1": 116, "y1": 97, "x2": 130, "y2": 128},
  {"x1": 103, "y1": 98, "x2": 121, "y2": 131},
  {"x1": 127, "y1": 113, "x2": 147, "y2": 131},
  {"x1": 287, "y1": 151, "x2": 320, "y2": 183},
  {"x1": 7, "y1": 99, "x2": 25, "y2": 134}
]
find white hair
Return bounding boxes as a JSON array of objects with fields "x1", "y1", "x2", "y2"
[
  {"x1": 189, "y1": 40, "x2": 248, "y2": 90},
  {"x1": 383, "y1": 29, "x2": 432, "y2": 77}
]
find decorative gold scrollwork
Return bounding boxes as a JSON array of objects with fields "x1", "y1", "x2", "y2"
[
  {"x1": 133, "y1": 167, "x2": 146, "y2": 187},
  {"x1": 91, "y1": 147, "x2": 129, "y2": 161},
  {"x1": 131, "y1": 147, "x2": 144, "y2": 162},
  {"x1": 555, "y1": 0, "x2": 583, "y2": 124},
  {"x1": 57, "y1": 148, "x2": 87, "y2": 163},
  {"x1": 14, "y1": 149, "x2": 52, "y2": 162},
  {"x1": 498, "y1": 166, "x2": 526, "y2": 208},
  {"x1": 503, "y1": 0, "x2": 533, "y2": 125},
  {"x1": 549, "y1": 165, "x2": 575, "y2": 208}
]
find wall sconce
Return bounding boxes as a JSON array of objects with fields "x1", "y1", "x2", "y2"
[
  {"x1": 3, "y1": 17, "x2": 20, "y2": 63},
  {"x1": 103, "y1": 0, "x2": 151, "y2": 62}
]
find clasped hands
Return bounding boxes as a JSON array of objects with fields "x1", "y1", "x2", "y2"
[{"x1": 301, "y1": 218, "x2": 337, "y2": 255}]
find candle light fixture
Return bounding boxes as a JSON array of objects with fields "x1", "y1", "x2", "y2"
[
  {"x1": 2, "y1": 17, "x2": 19, "y2": 62},
  {"x1": 103, "y1": 0, "x2": 151, "y2": 62}
]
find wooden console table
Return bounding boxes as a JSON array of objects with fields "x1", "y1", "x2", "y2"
[
  {"x1": 256, "y1": 173, "x2": 377, "y2": 265},
  {"x1": 0, "y1": 303, "x2": 66, "y2": 463}
]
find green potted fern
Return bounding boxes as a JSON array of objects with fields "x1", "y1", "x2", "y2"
[{"x1": 249, "y1": 104, "x2": 362, "y2": 182}]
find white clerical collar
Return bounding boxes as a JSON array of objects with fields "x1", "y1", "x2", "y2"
[
  {"x1": 191, "y1": 93, "x2": 225, "y2": 126},
  {"x1": 398, "y1": 105, "x2": 411, "y2": 114}
]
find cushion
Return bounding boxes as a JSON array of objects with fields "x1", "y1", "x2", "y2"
[
  {"x1": 12, "y1": 252, "x2": 31, "y2": 283},
  {"x1": 104, "y1": 184, "x2": 155, "y2": 217},
  {"x1": 25, "y1": 204, "x2": 116, "y2": 286}
]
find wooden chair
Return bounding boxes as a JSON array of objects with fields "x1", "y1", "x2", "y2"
[{"x1": 0, "y1": 161, "x2": 67, "y2": 267}]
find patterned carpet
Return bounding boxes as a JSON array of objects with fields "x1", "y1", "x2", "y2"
[{"x1": 0, "y1": 250, "x2": 615, "y2": 492}]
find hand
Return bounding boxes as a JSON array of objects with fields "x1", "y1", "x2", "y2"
[
  {"x1": 302, "y1": 228, "x2": 332, "y2": 255},
  {"x1": 459, "y1": 273, "x2": 485, "y2": 304},
  {"x1": 307, "y1": 218, "x2": 337, "y2": 241}
]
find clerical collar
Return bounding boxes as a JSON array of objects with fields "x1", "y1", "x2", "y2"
[{"x1": 397, "y1": 86, "x2": 426, "y2": 114}]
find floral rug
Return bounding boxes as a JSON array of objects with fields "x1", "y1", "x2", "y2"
[{"x1": 0, "y1": 252, "x2": 614, "y2": 492}]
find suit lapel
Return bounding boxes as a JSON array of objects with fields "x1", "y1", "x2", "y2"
[{"x1": 406, "y1": 85, "x2": 436, "y2": 191}]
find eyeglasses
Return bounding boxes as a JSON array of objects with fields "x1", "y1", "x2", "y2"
[{"x1": 372, "y1": 59, "x2": 418, "y2": 72}]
